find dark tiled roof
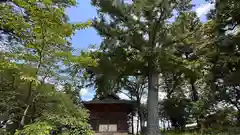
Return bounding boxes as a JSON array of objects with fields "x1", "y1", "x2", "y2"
[
  {"x1": 82, "y1": 93, "x2": 136, "y2": 105},
  {"x1": 83, "y1": 99, "x2": 136, "y2": 104},
  {"x1": 98, "y1": 93, "x2": 120, "y2": 100}
]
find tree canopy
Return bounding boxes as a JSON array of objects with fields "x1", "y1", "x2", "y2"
[
  {"x1": 0, "y1": 0, "x2": 93, "y2": 135},
  {"x1": 1, "y1": 0, "x2": 240, "y2": 135}
]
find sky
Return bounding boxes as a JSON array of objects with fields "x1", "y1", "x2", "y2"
[{"x1": 65, "y1": 0, "x2": 215, "y2": 101}]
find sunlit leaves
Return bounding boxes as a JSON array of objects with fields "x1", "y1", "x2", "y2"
[
  {"x1": 20, "y1": 75, "x2": 40, "y2": 86},
  {"x1": 73, "y1": 20, "x2": 92, "y2": 31},
  {"x1": 56, "y1": 51, "x2": 98, "y2": 67},
  {"x1": 14, "y1": 122, "x2": 54, "y2": 135}
]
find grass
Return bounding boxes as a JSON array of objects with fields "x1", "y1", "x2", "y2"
[
  {"x1": 164, "y1": 132, "x2": 240, "y2": 135},
  {"x1": 162, "y1": 127, "x2": 240, "y2": 135}
]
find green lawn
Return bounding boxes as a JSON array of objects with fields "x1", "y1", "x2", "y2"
[{"x1": 162, "y1": 127, "x2": 240, "y2": 135}]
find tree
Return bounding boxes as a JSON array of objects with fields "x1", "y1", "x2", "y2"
[
  {"x1": 0, "y1": 64, "x2": 94, "y2": 135},
  {"x1": 121, "y1": 76, "x2": 147, "y2": 133},
  {"x1": 203, "y1": 0, "x2": 240, "y2": 123},
  {"x1": 0, "y1": 0, "x2": 94, "y2": 134},
  {"x1": 91, "y1": 0, "x2": 194, "y2": 134},
  {"x1": 214, "y1": 0, "x2": 240, "y2": 122}
]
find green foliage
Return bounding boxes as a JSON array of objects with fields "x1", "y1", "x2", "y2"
[
  {"x1": 90, "y1": 1, "x2": 204, "y2": 134},
  {"x1": 2, "y1": 0, "x2": 240, "y2": 135},
  {"x1": 14, "y1": 122, "x2": 54, "y2": 135},
  {"x1": 161, "y1": 98, "x2": 192, "y2": 129},
  {"x1": 88, "y1": 0, "x2": 240, "y2": 134},
  {"x1": 13, "y1": 91, "x2": 93, "y2": 135},
  {"x1": 0, "y1": 0, "x2": 93, "y2": 135},
  {"x1": 0, "y1": 67, "x2": 93, "y2": 135}
]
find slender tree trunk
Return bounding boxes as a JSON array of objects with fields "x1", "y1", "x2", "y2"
[
  {"x1": 19, "y1": 105, "x2": 30, "y2": 129},
  {"x1": 190, "y1": 79, "x2": 199, "y2": 102},
  {"x1": 147, "y1": 71, "x2": 160, "y2": 135},
  {"x1": 132, "y1": 112, "x2": 134, "y2": 134},
  {"x1": 139, "y1": 110, "x2": 143, "y2": 130},
  {"x1": 168, "y1": 120, "x2": 170, "y2": 130},
  {"x1": 139, "y1": 109, "x2": 145, "y2": 134},
  {"x1": 163, "y1": 119, "x2": 166, "y2": 131},
  {"x1": 137, "y1": 115, "x2": 139, "y2": 135},
  {"x1": 31, "y1": 100, "x2": 36, "y2": 122},
  {"x1": 190, "y1": 78, "x2": 201, "y2": 130},
  {"x1": 137, "y1": 96, "x2": 144, "y2": 134},
  {"x1": 11, "y1": 75, "x2": 16, "y2": 90},
  {"x1": 19, "y1": 21, "x2": 46, "y2": 129},
  {"x1": 237, "y1": 109, "x2": 240, "y2": 125},
  {"x1": 19, "y1": 82, "x2": 33, "y2": 129},
  {"x1": 130, "y1": 95, "x2": 134, "y2": 134}
]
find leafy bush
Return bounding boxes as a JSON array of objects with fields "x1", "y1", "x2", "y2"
[{"x1": 13, "y1": 91, "x2": 93, "y2": 135}]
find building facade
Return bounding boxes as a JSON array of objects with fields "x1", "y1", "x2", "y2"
[{"x1": 83, "y1": 94, "x2": 136, "y2": 135}]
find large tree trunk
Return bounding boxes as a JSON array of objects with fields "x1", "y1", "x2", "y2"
[{"x1": 147, "y1": 71, "x2": 160, "y2": 135}]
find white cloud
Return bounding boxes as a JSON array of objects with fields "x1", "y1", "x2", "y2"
[
  {"x1": 87, "y1": 48, "x2": 97, "y2": 52},
  {"x1": 159, "y1": 91, "x2": 166, "y2": 100},
  {"x1": 83, "y1": 97, "x2": 93, "y2": 101},
  {"x1": 195, "y1": 2, "x2": 214, "y2": 17},
  {"x1": 123, "y1": 0, "x2": 133, "y2": 4},
  {"x1": 118, "y1": 93, "x2": 130, "y2": 100},
  {"x1": 80, "y1": 88, "x2": 88, "y2": 96},
  {"x1": 141, "y1": 95, "x2": 147, "y2": 104}
]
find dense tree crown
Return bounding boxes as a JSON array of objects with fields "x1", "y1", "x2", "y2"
[
  {"x1": 0, "y1": 0, "x2": 93, "y2": 135},
  {"x1": 1, "y1": 0, "x2": 240, "y2": 135},
  {"x1": 86, "y1": 0, "x2": 240, "y2": 135}
]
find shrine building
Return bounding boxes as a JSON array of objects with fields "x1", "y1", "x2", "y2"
[{"x1": 83, "y1": 94, "x2": 136, "y2": 135}]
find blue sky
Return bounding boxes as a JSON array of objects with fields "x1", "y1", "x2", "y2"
[{"x1": 66, "y1": 0, "x2": 214, "y2": 101}]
